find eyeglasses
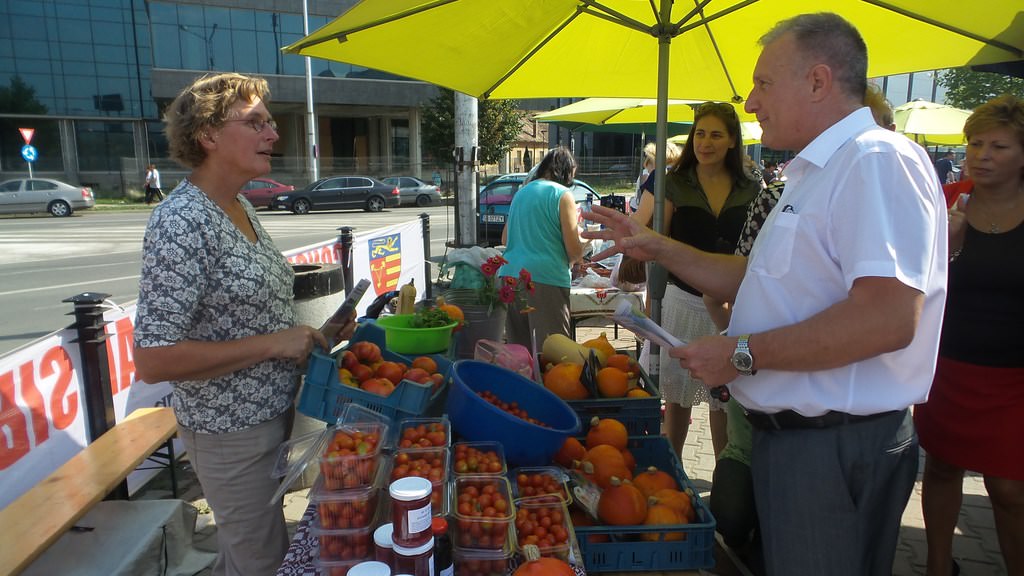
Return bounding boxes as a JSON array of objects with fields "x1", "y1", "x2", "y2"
[
  {"x1": 224, "y1": 117, "x2": 278, "y2": 134},
  {"x1": 696, "y1": 102, "x2": 738, "y2": 117}
]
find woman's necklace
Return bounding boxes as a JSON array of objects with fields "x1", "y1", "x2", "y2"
[{"x1": 974, "y1": 191, "x2": 1021, "y2": 233}]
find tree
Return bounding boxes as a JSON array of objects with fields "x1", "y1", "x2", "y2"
[
  {"x1": 421, "y1": 88, "x2": 525, "y2": 166},
  {"x1": 0, "y1": 75, "x2": 48, "y2": 115},
  {"x1": 937, "y1": 67, "x2": 1024, "y2": 109}
]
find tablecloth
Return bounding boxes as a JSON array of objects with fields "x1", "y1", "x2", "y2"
[{"x1": 569, "y1": 285, "x2": 644, "y2": 320}]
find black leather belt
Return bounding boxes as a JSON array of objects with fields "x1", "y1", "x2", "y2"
[{"x1": 745, "y1": 409, "x2": 900, "y2": 430}]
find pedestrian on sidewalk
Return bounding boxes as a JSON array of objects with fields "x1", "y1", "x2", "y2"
[
  {"x1": 914, "y1": 94, "x2": 1024, "y2": 576},
  {"x1": 133, "y1": 72, "x2": 356, "y2": 576},
  {"x1": 144, "y1": 163, "x2": 163, "y2": 204},
  {"x1": 583, "y1": 13, "x2": 946, "y2": 576}
]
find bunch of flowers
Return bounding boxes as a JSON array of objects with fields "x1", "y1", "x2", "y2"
[{"x1": 479, "y1": 255, "x2": 535, "y2": 313}]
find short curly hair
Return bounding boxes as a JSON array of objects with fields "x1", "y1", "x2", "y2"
[
  {"x1": 164, "y1": 73, "x2": 271, "y2": 168},
  {"x1": 964, "y1": 94, "x2": 1024, "y2": 151}
]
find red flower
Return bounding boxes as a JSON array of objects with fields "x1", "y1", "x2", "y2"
[
  {"x1": 527, "y1": 281, "x2": 536, "y2": 294},
  {"x1": 498, "y1": 284, "x2": 516, "y2": 304},
  {"x1": 481, "y1": 262, "x2": 497, "y2": 277},
  {"x1": 518, "y1": 268, "x2": 532, "y2": 285},
  {"x1": 503, "y1": 276, "x2": 517, "y2": 287}
]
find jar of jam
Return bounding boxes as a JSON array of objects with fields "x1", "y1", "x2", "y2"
[
  {"x1": 373, "y1": 522, "x2": 395, "y2": 568},
  {"x1": 393, "y1": 536, "x2": 434, "y2": 576},
  {"x1": 389, "y1": 477, "x2": 433, "y2": 547},
  {"x1": 347, "y1": 561, "x2": 392, "y2": 576}
]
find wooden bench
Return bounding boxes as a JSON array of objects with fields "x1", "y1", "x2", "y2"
[{"x1": 0, "y1": 407, "x2": 178, "y2": 576}]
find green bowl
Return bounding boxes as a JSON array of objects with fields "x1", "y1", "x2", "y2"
[{"x1": 375, "y1": 314, "x2": 457, "y2": 355}]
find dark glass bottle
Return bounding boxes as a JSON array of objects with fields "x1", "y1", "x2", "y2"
[{"x1": 432, "y1": 517, "x2": 453, "y2": 576}]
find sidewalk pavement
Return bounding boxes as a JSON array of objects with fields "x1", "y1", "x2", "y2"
[{"x1": 150, "y1": 315, "x2": 1007, "y2": 576}]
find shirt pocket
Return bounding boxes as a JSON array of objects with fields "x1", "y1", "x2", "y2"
[{"x1": 749, "y1": 211, "x2": 799, "y2": 278}]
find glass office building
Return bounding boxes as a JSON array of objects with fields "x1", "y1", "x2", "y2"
[{"x1": 0, "y1": 0, "x2": 437, "y2": 194}]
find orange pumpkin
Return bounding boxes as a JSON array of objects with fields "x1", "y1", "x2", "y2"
[
  {"x1": 626, "y1": 388, "x2": 652, "y2": 398},
  {"x1": 543, "y1": 362, "x2": 589, "y2": 400},
  {"x1": 570, "y1": 507, "x2": 609, "y2": 543},
  {"x1": 434, "y1": 296, "x2": 464, "y2": 330},
  {"x1": 553, "y1": 436, "x2": 586, "y2": 468},
  {"x1": 581, "y1": 444, "x2": 632, "y2": 489},
  {"x1": 582, "y1": 332, "x2": 616, "y2": 363},
  {"x1": 620, "y1": 448, "x2": 636, "y2": 471},
  {"x1": 585, "y1": 416, "x2": 628, "y2": 450},
  {"x1": 596, "y1": 366, "x2": 629, "y2": 398},
  {"x1": 650, "y1": 488, "x2": 696, "y2": 523},
  {"x1": 513, "y1": 544, "x2": 575, "y2": 576},
  {"x1": 598, "y1": 477, "x2": 648, "y2": 525},
  {"x1": 642, "y1": 503, "x2": 687, "y2": 541},
  {"x1": 605, "y1": 353, "x2": 636, "y2": 374},
  {"x1": 632, "y1": 466, "x2": 678, "y2": 498}
]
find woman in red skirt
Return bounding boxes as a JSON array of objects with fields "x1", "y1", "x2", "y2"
[{"x1": 915, "y1": 94, "x2": 1024, "y2": 576}]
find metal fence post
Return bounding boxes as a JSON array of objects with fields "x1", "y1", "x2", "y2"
[
  {"x1": 420, "y1": 213, "x2": 432, "y2": 300},
  {"x1": 63, "y1": 291, "x2": 129, "y2": 499},
  {"x1": 337, "y1": 226, "x2": 355, "y2": 294}
]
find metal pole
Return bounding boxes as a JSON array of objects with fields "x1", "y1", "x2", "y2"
[
  {"x1": 302, "y1": 0, "x2": 319, "y2": 182},
  {"x1": 338, "y1": 226, "x2": 355, "y2": 294},
  {"x1": 63, "y1": 291, "x2": 127, "y2": 499},
  {"x1": 454, "y1": 92, "x2": 478, "y2": 246},
  {"x1": 420, "y1": 213, "x2": 432, "y2": 300},
  {"x1": 648, "y1": 0, "x2": 673, "y2": 386}
]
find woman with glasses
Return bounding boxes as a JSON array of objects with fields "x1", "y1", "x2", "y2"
[
  {"x1": 658, "y1": 102, "x2": 761, "y2": 460},
  {"x1": 133, "y1": 73, "x2": 354, "y2": 576}
]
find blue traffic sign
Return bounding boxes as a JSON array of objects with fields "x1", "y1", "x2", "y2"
[{"x1": 21, "y1": 145, "x2": 38, "y2": 163}]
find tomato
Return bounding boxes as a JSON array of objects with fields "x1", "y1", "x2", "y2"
[
  {"x1": 389, "y1": 446, "x2": 448, "y2": 514},
  {"x1": 453, "y1": 443, "x2": 506, "y2": 476},
  {"x1": 320, "y1": 425, "x2": 382, "y2": 490},
  {"x1": 454, "y1": 478, "x2": 512, "y2": 550},
  {"x1": 514, "y1": 498, "x2": 571, "y2": 559},
  {"x1": 515, "y1": 471, "x2": 568, "y2": 502},
  {"x1": 475, "y1": 390, "x2": 550, "y2": 427}
]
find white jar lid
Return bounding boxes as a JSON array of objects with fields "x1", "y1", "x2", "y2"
[
  {"x1": 393, "y1": 536, "x2": 435, "y2": 556},
  {"x1": 374, "y1": 523, "x2": 394, "y2": 548},
  {"x1": 389, "y1": 476, "x2": 433, "y2": 501},
  {"x1": 347, "y1": 560, "x2": 391, "y2": 576}
]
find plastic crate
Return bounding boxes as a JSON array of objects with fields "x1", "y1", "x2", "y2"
[
  {"x1": 298, "y1": 322, "x2": 450, "y2": 424},
  {"x1": 569, "y1": 367, "x2": 662, "y2": 436},
  {"x1": 573, "y1": 435, "x2": 715, "y2": 572}
]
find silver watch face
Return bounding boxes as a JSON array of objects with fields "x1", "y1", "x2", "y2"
[{"x1": 732, "y1": 351, "x2": 753, "y2": 371}]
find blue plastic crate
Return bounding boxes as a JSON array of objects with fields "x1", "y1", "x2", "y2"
[
  {"x1": 573, "y1": 435, "x2": 716, "y2": 572},
  {"x1": 298, "y1": 322, "x2": 450, "y2": 424},
  {"x1": 569, "y1": 367, "x2": 662, "y2": 436}
]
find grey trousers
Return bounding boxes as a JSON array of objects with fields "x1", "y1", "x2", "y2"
[
  {"x1": 505, "y1": 281, "x2": 570, "y2": 349},
  {"x1": 177, "y1": 410, "x2": 291, "y2": 576},
  {"x1": 750, "y1": 408, "x2": 918, "y2": 576}
]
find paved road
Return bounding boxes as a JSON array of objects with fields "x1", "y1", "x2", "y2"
[{"x1": 0, "y1": 205, "x2": 460, "y2": 356}]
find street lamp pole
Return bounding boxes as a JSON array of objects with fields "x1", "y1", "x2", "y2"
[
  {"x1": 302, "y1": 0, "x2": 319, "y2": 182},
  {"x1": 179, "y1": 24, "x2": 218, "y2": 70}
]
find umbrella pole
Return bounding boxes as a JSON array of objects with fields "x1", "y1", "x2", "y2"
[{"x1": 647, "y1": 0, "x2": 673, "y2": 387}]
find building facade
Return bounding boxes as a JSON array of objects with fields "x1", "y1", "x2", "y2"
[{"x1": 0, "y1": 0, "x2": 439, "y2": 195}]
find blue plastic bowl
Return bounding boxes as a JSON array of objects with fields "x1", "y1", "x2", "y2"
[{"x1": 447, "y1": 360, "x2": 581, "y2": 467}]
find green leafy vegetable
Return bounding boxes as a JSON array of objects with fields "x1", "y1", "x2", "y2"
[{"x1": 410, "y1": 307, "x2": 455, "y2": 328}]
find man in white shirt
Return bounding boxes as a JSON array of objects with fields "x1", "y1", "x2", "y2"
[{"x1": 584, "y1": 13, "x2": 946, "y2": 575}]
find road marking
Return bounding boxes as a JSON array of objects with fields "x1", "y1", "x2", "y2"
[{"x1": 0, "y1": 274, "x2": 140, "y2": 297}]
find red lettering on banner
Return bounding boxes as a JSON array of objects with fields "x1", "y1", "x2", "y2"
[
  {"x1": 105, "y1": 317, "x2": 135, "y2": 395},
  {"x1": 40, "y1": 346, "x2": 76, "y2": 430},
  {"x1": 18, "y1": 362, "x2": 48, "y2": 447},
  {"x1": 0, "y1": 370, "x2": 31, "y2": 470}
]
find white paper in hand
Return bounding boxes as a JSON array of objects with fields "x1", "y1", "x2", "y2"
[{"x1": 611, "y1": 300, "x2": 685, "y2": 349}]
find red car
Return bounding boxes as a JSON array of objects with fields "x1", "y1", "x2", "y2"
[{"x1": 240, "y1": 178, "x2": 294, "y2": 208}]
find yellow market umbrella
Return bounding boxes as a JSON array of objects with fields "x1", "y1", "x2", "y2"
[
  {"x1": 534, "y1": 98, "x2": 704, "y2": 126},
  {"x1": 670, "y1": 121, "x2": 764, "y2": 146},
  {"x1": 893, "y1": 99, "x2": 972, "y2": 146}
]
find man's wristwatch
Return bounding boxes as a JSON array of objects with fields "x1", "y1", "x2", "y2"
[{"x1": 731, "y1": 334, "x2": 756, "y2": 376}]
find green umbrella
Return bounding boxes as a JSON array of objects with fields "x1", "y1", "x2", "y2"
[{"x1": 893, "y1": 99, "x2": 972, "y2": 146}]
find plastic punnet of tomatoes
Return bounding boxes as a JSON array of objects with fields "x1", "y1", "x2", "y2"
[
  {"x1": 390, "y1": 446, "x2": 449, "y2": 515},
  {"x1": 395, "y1": 416, "x2": 451, "y2": 449},
  {"x1": 511, "y1": 466, "x2": 572, "y2": 505},
  {"x1": 312, "y1": 556, "x2": 362, "y2": 576},
  {"x1": 453, "y1": 475, "x2": 515, "y2": 550},
  {"x1": 453, "y1": 542, "x2": 515, "y2": 576},
  {"x1": 310, "y1": 459, "x2": 389, "y2": 530},
  {"x1": 513, "y1": 495, "x2": 574, "y2": 562},
  {"x1": 319, "y1": 421, "x2": 387, "y2": 491},
  {"x1": 312, "y1": 506, "x2": 379, "y2": 562},
  {"x1": 452, "y1": 441, "x2": 507, "y2": 477}
]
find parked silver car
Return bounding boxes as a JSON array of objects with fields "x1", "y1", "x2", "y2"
[
  {"x1": 0, "y1": 178, "x2": 96, "y2": 217},
  {"x1": 382, "y1": 176, "x2": 442, "y2": 207}
]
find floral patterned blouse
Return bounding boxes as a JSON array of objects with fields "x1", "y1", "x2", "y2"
[{"x1": 134, "y1": 180, "x2": 298, "y2": 433}]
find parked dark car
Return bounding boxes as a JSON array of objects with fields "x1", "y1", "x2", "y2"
[
  {"x1": 239, "y1": 178, "x2": 294, "y2": 208},
  {"x1": 476, "y1": 173, "x2": 601, "y2": 246},
  {"x1": 382, "y1": 176, "x2": 442, "y2": 207},
  {"x1": 0, "y1": 177, "x2": 95, "y2": 217},
  {"x1": 270, "y1": 176, "x2": 400, "y2": 214}
]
